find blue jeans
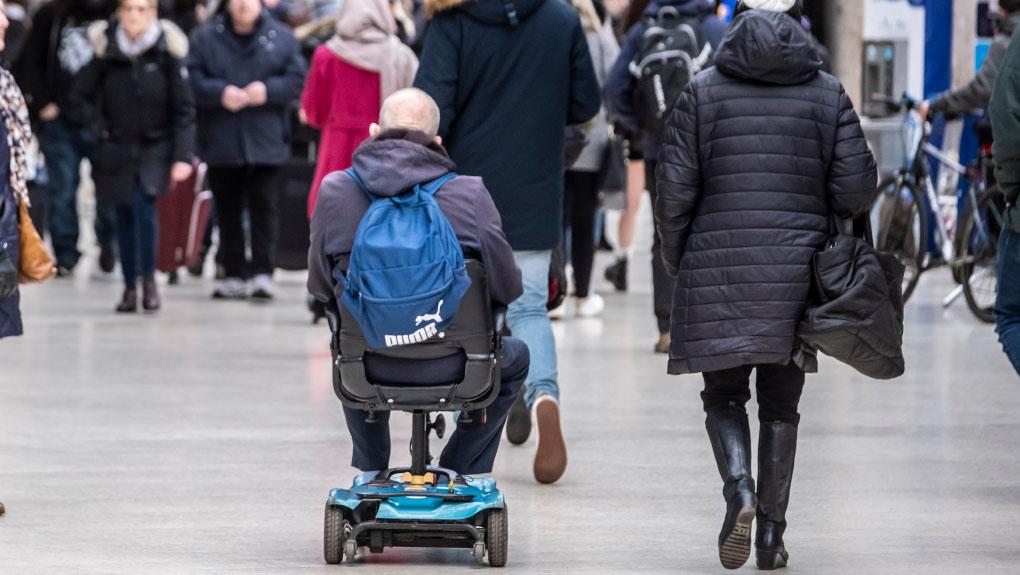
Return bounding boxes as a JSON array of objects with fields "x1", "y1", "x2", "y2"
[
  {"x1": 40, "y1": 118, "x2": 114, "y2": 269},
  {"x1": 507, "y1": 250, "x2": 559, "y2": 407},
  {"x1": 996, "y1": 228, "x2": 1020, "y2": 376},
  {"x1": 115, "y1": 181, "x2": 157, "y2": 286},
  {"x1": 342, "y1": 337, "x2": 530, "y2": 475}
]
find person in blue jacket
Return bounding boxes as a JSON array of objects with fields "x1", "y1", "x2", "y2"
[
  {"x1": 187, "y1": 0, "x2": 305, "y2": 301},
  {"x1": 604, "y1": 0, "x2": 726, "y2": 354},
  {"x1": 414, "y1": 0, "x2": 601, "y2": 486}
]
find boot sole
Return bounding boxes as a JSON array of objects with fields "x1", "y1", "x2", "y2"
[
  {"x1": 505, "y1": 388, "x2": 531, "y2": 445},
  {"x1": 720, "y1": 506, "x2": 755, "y2": 570},
  {"x1": 533, "y1": 401, "x2": 567, "y2": 484}
]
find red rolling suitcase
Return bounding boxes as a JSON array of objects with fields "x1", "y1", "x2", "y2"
[{"x1": 157, "y1": 162, "x2": 212, "y2": 274}]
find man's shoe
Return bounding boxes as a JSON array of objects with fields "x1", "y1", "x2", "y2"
[
  {"x1": 98, "y1": 245, "x2": 116, "y2": 274},
  {"x1": 212, "y1": 278, "x2": 248, "y2": 300},
  {"x1": 533, "y1": 396, "x2": 567, "y2": 484},
  {"x1": 142, "y1": 277, "x2": 161, "y2": 312},
  {"x1": 251, "y1": 274, "x2": 274, "y2": 301},
  {"x1": 604, "y1": 257, "x2": 628, "y2": 292},
  {"x1": 0, "y1": 500, "x2": 5, "y2": 515},
  {"x1": 506, "y1": 387, "x2": 531, "y2": 445},
  {"x1": 756, "y1": 421, "x2": 798, "y2": 571},
  {"x1": 655, "y1": 333, "x2": 671, "y2": 354},
  {"x1": 706, "y1": 405, "x2": 757, "y2": 570},
  {"x1": 116, "y1": 287, "x2": 138, "y2": 313}
]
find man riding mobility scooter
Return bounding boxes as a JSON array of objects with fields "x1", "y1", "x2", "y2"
[{"x1": 324, "y1": 260, "x2": 510, "y2": 567}]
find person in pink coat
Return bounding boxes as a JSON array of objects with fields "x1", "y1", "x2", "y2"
[{"x1": 301, "y1": 0, "x2": 418, "y2": 218}]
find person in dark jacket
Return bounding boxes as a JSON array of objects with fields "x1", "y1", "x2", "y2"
[
  {"x1": 70, "y1": 0, "x2": 195, "y2": 313},
  {"x1": 308, "y1": 88, "x2": 529, "y2": 475},
  {"x1": 655, "y1": 0, "x2": 877, "y2": 569},
  {"x1": 14, "y1": 0, "x2": 118, "y2": 275},
  {"x1": 605, "y1": 0, "x2": 727, "y2": 354},
  {"x1": 990, "y1": 21, "x2": 1020, "y2": 377},
  {"x1": 414, "y1": 0, "x2": 600, "y2": 485},
  {"x1": 188, "y1": 0, "x2": 305, "y2": 301},
  {"x1": 921, "y1": 0, "x2": 1020, "y2": 120}
]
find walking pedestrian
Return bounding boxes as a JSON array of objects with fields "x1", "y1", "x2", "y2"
[
  {"x1": 563, "y1": 0, "x2": 618, "y2": 318},
  {"x1": 0, "y1": 0, "x2": 36, "y2": 516},
  {"x1": 301, "y1": 0, "x2": 417, "y2": 218},
  {"x1": 15, "y1": 0, "x2": 118, "y2": 275},
  {"x1": 415, "y1": 0, "x2": 601, "y2": 484},
  {"x1": 655, "y1": 0, "x2": 877, "y2": 568},
  {"x1": 990, "y1": 13, "x2": 1020, "y2": 377},
  {"x1": 605, "y1": 0, "x2": 727, "y2": 353},
  {"x1": 188, "y1": 0, "x2": 305, "y2": 300},
  {"x1": 70, "y1": 0, "x2": 195, "y2": 312}
]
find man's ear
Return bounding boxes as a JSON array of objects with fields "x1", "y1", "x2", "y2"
[
  {"x1": 434, "y1": 135, "x2": 443, "y2": 146},
  {"x1": 369, "y1": 123, "x2": 381, "y2": 137}
]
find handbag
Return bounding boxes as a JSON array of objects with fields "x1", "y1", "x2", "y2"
[
  {"x1": 597, "y1": 128, "x2": 628, "y2": 200},
  {"x1": 18, "y1": 197, "x2": 56, "y2": 283}
]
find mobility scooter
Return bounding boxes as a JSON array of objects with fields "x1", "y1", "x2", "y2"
[{"x1": 324, "y1": 261, "x2": 509, "y2": 567}]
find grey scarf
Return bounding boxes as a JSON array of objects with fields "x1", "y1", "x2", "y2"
[{"x1": 116, "y1": 20, "x2": 161, "y2": 58}]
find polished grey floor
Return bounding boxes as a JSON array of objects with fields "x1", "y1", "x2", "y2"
[{"x1": 1, "y1": 222, "x2": 1019, "y2": 574}]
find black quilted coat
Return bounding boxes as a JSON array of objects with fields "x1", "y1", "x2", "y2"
[{"x1": 655, "y1": 10, "x2": 878, "y2": 376}]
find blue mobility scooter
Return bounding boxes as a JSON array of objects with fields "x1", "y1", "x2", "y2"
[{"x1": 324, "y1": 261, "x2": 509, "y2": 567}]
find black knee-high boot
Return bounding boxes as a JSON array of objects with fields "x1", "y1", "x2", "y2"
[
  {"x1": 756, "y1": 421, "x2": 798, "y2": 570},
  {"x1": 706, "y1": 404, "x2": 757, "y2": 570}
]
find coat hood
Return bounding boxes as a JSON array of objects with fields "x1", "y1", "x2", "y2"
[
  {"x1": 714, "y1": 10, "x2": 822, "y2": 85},
  {"x1": 88, "y1": 19, "x2": 189, "y2": 60},
  {"x1": 643, "y1": 0, "x2": 716, "y2": 18},
  {"x1": 350, "y1": 130, "x2": 457, "y2": 197},
  {"x1": 426, "y1": 0, "x2": 546, "y2": 26}
]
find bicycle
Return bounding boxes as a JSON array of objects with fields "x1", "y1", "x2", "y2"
[{"x1": 869, "y1": 94, "x2": 1005, "y2": 323}]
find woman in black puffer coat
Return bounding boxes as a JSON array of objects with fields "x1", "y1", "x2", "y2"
[
  {"x1": 70, "y1": 0, "x2": 195, "y2": 313},
  {"x1": 655, "y1": 0, "x2": 876, "y2": 570}
]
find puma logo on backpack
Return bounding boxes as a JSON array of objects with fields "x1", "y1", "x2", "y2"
[
  {"x1": 630, "y1": 6, "x2": 713, "y2": 136},
  {"x1": 340, "y1": 169, "x2": 472, "y2": 349}
]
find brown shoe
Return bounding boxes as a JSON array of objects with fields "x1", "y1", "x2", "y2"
[
  {"x1": 116, "y1": 287, "x2": 138, "y2": 313},
  {"x1": 142, "y1": 277, "x2": 161, "y2": 312},
  {"x1": 655, "y1": 332, "x2": 671, "y2": 354},
  {"x1": 533, "y1": 397, "x2": 567, "y2": 484},
  {"x1": 0, "y1": 500, "x2": 5, "y2": 515}
]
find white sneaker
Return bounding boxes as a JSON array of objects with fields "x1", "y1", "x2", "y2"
[
  {"x1": 251, "y1": 274, "x2": 274, "y2": 301},
  {"x1": 575, "y1": 294, "x2": 605, "y2": 318},
  {"x1": 212, "y1": 277, "x2": 248, "y2": 300},
  {"x1": 548, "y1": 302, "x2": 568, "y2": 320}
]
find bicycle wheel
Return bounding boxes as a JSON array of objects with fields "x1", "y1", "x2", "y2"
[
  {"x1": 870, "y1": 173, "x2": 927, "y2": 302},
  {"x1": 960, "y1": 186, "x2": 1005, "y2": 323}
]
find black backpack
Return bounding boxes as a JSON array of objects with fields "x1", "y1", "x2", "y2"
[{"x1": 631, "y1": 7, "x2": 713, "y2": 136}]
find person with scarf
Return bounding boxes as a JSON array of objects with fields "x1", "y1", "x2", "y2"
[
  {"x1": 0, "y1": 0, "x2": 34, "y2": 516},
  {"x1": 300, "y1": 0, "x2": 417, "y2": 218},
  {"x1": 69, "y1": 0, "x2": 195, "y2": 312}
]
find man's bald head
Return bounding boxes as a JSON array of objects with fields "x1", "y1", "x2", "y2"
[{"x1": 377, "y1": 89, "x2": 442, "y2": 138}]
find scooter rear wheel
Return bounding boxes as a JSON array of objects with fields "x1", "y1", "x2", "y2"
[{"x1": 324, "y1": 505, "x2": 348, "y2": 565}]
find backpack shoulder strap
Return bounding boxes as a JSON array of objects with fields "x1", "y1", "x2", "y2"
[
  {"x1": 418, "y1": 172, "x2": 459, "y2": 196},
  {"x1": 344, "y1": 168, "x2": 377, "y2": 200}
]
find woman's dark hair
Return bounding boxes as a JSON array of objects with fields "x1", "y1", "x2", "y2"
[
  {"x1": 734, "y1": 0, "x2": 804, "y2": 20},
  {"x1": 622, "y1": 0, "x2": 653, "y2": 34},
  {"x1": 1002, "y1": 0, "x2": 1020, "y2": 14}
]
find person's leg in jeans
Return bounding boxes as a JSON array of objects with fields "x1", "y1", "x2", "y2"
[
  {"x1": 439, "y1": 337, "x2": 529, "y2": 474},
  {"x1": 247, "y1": 166, "x2": 282, "y2": 299},
  {"x1": 996, "y1": 228, "x2": 1020, "y2": 375},
  {"x1": 753, "y1": 362, "x2": 805, "y2": 569},
  {"x1": 342, "y1": 407, "x2": 393, "y2": 472},
  {"x1": 114, "y1": 193, "x2": 138, "y2": 312},
  {"x1": 207, "y1": 167, "x2": 249, "y2": 298},
  {"x1": 566, "y1": 171, "x2": 601, "y2": 314},
  {"x1": 645, "y1": 159, "x2": 673, "y2": 352},
  {"x1": 506, "y1": 250, "x2": 567, "y2": 483},
  {"x1": 40, "y1": 119, "x2": 83, "y2": 271},
  {"x1": 135, "y1": 184, "x2": 160, "y2": 310}
]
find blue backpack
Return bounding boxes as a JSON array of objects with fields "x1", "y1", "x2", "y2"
[{"x1": 339, "y1": 168, "x2": 472, "y2": 349}]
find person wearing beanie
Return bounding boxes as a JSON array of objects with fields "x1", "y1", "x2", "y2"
[
  {"x1": 655, "y1": 3, "x2": 877, "y2": 571},
  {"x1": 921, "y1": 0, "x2": 1020, "y2": 119}
]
